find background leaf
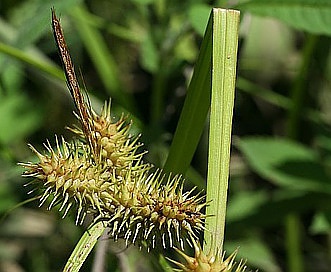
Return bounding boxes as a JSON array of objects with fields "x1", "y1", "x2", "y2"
[
  {"x1": 237, "y1": 0, "x2": 331, "y2": 35},
  {"x1": 236, "y1": 137, "x2": 331, "y2": 192},
  {"x1": 0, "y1": 95, "x2": 42, "y2": 145},
  {"x1": 226, "y1": 238, "x2": 281, "y2": 272},
  {"x1": 11, "y1": 0, "x2": 83, "y2": 48},
  {"x1": 2, "y1": 0, "x2": 331, "y2": 271},
  {"x1": 188, "y1": 4, "x2": 211, "y2": 36}
]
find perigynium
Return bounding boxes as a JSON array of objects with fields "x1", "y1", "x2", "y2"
[{"x1": 168, "y1": 238, "x2": 248, "y2": 272}]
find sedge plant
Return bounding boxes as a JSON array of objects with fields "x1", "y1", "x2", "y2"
[{"x1": 20, "y1": 7, "x2": 247, "y2": 272}]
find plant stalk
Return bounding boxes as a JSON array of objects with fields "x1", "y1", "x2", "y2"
[
  {"x1": 204, "y1": 8, "x2": 240, "y2": 256},
  {"x1": 285, "y1": 34, "x2": 318, "y2": 272}
]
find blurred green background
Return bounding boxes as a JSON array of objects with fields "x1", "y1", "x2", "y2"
[{"x1": 1, "y1": 0, "x2": 331, "y2": 271}]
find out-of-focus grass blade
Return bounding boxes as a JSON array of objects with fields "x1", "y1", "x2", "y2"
[
  {"x1": 204, "y1": 9, "x2": 240, "y2": 255},
  {"x1": 237, "y1": 77, "x2": 291, "y2": 109},
  {"x1": 0, "y1": 95, "x2": 42, "y2": 145},
  {"x1": 163, "y1": 12, "x2": 212, "y2": 175},
  {"x1": 237, "y1": 77, "x2": 321, "y2": 123},
  {"x1": 12, "y1": 0, "x2": 82, "y2": 48},
  {"x1": 63, "y1": 221, "x2": 106, "y2": 272},
  {"x1": 0, "y1": 42, "x2": 64, "y2": 80},
  {"x1": 70, "y1": 5, "x2": 136, "y2": 114}
]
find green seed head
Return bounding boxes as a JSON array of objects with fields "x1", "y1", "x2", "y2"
[
  {"x1": 21, "y1": 10, "x2": 208, "y2": 252},
  {"x1": 21, "y1": 103, "x2": 207, "y2": 250},
  {"x1": 168, "y1": 239, "x2": 249, "y2": 272}
]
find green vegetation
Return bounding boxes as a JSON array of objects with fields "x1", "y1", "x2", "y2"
[{"x1": 1, "y1": 0, "x2": 331, "y2": 271}]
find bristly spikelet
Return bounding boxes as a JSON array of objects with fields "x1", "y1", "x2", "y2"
[
  {"x1": 102, "y1": 170, "x2": 206, "y2": 250},
  {"x1": 20, "y1": 102, "x2": 148, "y2": 225},
  {"x1": 20, "y1": 103, "x2": 207, "y2": 249},
  {"x1": 20, "y1": 137, "x2": 114, "y2": 224},
  {"x1": 20, "y1": 9, "x2": 207, "y2": 251},
  {"x1": 168, "y1": 239, "x2": 249, "y2": 272},
  {"x1": 69, "y1": 101, "x2": 146, "y2": 172}
]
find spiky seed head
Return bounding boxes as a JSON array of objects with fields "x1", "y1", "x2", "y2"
[
  {"x1": 21, "y1": 103, "x2": 207, "y2": 249},
  {"x1": 22, "y1": 11, "x2": 207, "y2": 252},
  {"x1": 20, "y1": 137, "x2": 114, "y2": 224},
  {"x1": 69, "y1": 101, "x2": 147, "y2": 173},
  {"x1": 168, "y1": 239, "x2": 249, "y2": 272},
  {"x1": 103, "y1": 171, "x2": 206, "y2": 249}
]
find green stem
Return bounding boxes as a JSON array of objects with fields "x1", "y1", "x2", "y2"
[
  {"x1": 285, "y1": 34, "x2": 318, "y2": 272},
  {"x1": 285, "y1": 214, "x2": 303, "y2": 272},
  {"x1": 151, "y1": 67, "x2": 167, "y2": 125},
  {"x1": 63, "y1": 221, "x2": 106, "y2": 272},
  {"x1": 204, "y1": 9, "x2": 240, "y2": 255},
  {"x1": 285, "y1": 35, "x2": 318, "y2": 138}
]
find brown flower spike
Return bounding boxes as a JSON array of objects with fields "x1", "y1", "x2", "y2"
[{"x1": 20, "y1": 9, "x2": 206, "y2": 250}]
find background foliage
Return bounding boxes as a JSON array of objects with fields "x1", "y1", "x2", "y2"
[{"x1": 1, "y1": 0, "x2": 331, "y2": 271}]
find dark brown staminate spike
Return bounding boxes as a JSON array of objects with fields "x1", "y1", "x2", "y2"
[{"x1": 51, "y1": 9, "x2": 98, "y2": 160}]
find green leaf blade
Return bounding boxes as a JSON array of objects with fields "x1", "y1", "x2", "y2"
[
  {"x1": 163, "y1": 13, "x2": 212, "y2": 175},
  {"x1": 238, "y1": 0, "x2": 331, "y2": 35}
]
